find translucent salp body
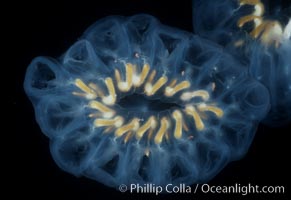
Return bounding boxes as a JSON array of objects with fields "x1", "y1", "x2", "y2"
[{"x1": 24, "y1": 14, "x2": 269, "y2": 188}]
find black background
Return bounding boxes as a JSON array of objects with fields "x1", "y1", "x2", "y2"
[{"x1": 11, "y1": 0, "x2": 290, "y2": 199}]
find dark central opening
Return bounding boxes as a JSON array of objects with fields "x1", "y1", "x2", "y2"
[{"x1": 118, "y1": 94, "x2": 180, "y2": 112}]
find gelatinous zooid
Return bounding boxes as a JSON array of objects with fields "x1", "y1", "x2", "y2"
[{"x1": 24, "y1": 15, "x2": 269, "y2": 189}]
